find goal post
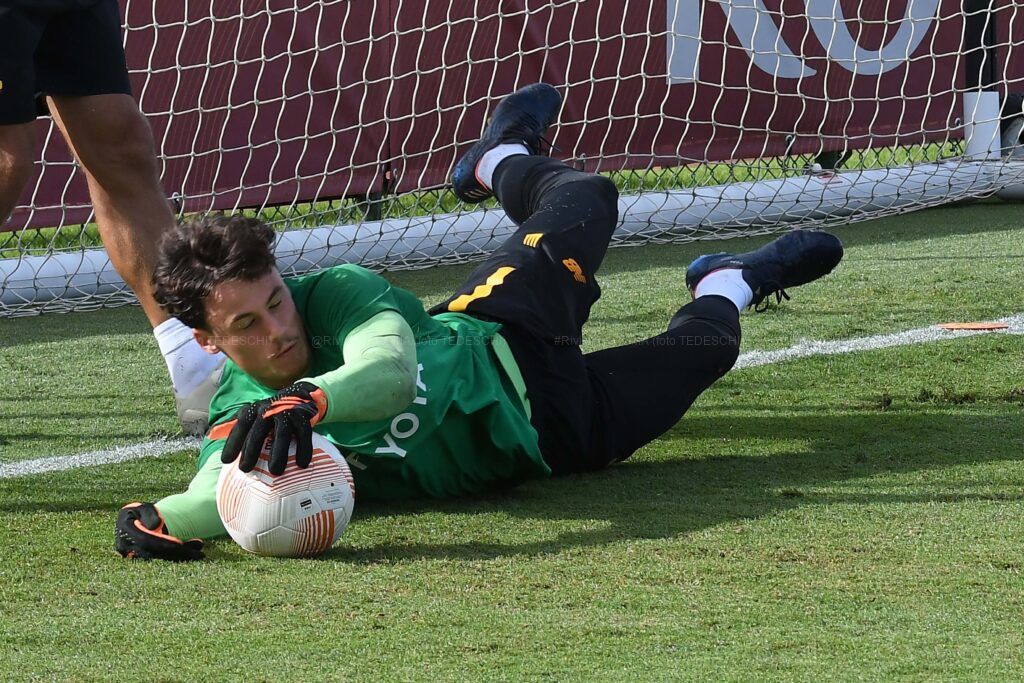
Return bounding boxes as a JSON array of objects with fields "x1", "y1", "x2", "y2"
[{"x1": 1, "y1": 0, "x2": 1023, "y2": 316}]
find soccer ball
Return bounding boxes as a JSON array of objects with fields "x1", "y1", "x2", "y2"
[{"x1": 216, "y1": 432, "x2": 355, "y2": 558}]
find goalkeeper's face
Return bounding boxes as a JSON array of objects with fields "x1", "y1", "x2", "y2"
[{"x1": 195, "y1": 269, "x2": 311, "y2": 389}]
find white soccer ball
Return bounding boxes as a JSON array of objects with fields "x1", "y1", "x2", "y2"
[{"x1": 216, "y1": 432, "x2": 355, "y2": 558}]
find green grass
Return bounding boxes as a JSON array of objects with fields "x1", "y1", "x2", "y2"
[{"x1": 1, "y1": 201, "x2": 1024, "y2": 680}]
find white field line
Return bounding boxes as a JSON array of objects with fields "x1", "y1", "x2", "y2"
[
  {"x1": 2, "y1": 314, "x2": 1023, "y2": 480},
  {"x1": 735, "y1": 313, "x2": 1024, "y2": 369},
  {"x1": 0, "y1": 437, "x2": 198, "y2": 480}
]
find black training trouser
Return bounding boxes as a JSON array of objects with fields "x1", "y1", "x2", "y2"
[{"x1": 430, "y1": 156, "x2": 740, "y2": 474}]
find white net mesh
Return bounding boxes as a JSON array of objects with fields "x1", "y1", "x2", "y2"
[{"x1": 2, "y1": 0, "x2": 1023, "y2": 316}]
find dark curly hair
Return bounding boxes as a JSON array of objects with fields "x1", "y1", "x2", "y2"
[{"x1": 153, "y1": 214, "x2": 277, "y2": 329}]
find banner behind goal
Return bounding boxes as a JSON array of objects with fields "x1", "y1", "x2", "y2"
[{"x1": 2, "y1": 0, "x2": 1023, "y2": 315}]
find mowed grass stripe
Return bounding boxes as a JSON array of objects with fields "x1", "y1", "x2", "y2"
[
  {"x1": 2, "y1": 201, "x2": 1023, "y2": 465},
  {"x1": 1, "y1": 335, "x2": 1023, "y2": 680},
  {"x1": 1, "y1": 316, "x2": 1022, "y2": 477}
]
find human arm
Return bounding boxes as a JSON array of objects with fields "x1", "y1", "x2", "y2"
[
  {"x1": 222, "y1": 309, "x2": 418, "y2": 473},
  {"x1": 114, "y1": 446, "x2": 227, "y2": 561},
  {"x1": 153, "y1": 451, "x2": 227, "y2": 540},
  {"x1": 308, "y1": 307, "x2": 418, "y2": 423}
]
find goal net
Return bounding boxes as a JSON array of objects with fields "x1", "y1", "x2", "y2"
[{"x1": 2, "y1": 0, "x2": 1023, "y2": 316}]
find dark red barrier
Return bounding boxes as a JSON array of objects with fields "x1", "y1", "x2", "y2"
[
  {"x1": 1004, "y1": 2, "x2": 1024, "y2": 94},
  {"x1": 392, "y1": 0, "x2": 968, "y2": 189},
  {"x1": 11, "y1": 0, "x2": 389, "y2": 231},
  {"x1": 7, "y1": 0, "x2": 1021, "y2": 231}
]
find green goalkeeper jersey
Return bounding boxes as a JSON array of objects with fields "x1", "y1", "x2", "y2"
[{"x1": 170, "y1": 265, "x2": 548, "y2": 537}]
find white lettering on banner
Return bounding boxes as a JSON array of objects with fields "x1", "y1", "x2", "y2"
[
  {"x1": 667, "y1": 0, "x2": 939, "y2": 82},
  {"x1": 717, "y1": 0, "x2": 814, "y2": 79},
  {"x1": 668, "y1": 0, "x2": 812, "y2": 83},
  {"x1": 667, "y1": 0, "x2": 702, "y2": 82},
  {"x1": 374, "y1": 363, "x2": 427, "y2": 458},
  {"x1": 805, "y1": 0, "x2": 940, "y2": 76}
]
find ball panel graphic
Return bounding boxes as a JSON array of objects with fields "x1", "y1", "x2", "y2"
[{"x1": 216, "y1": 433, "x2": 355, "y2": 557}]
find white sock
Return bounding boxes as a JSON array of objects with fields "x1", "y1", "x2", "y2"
[
  {"x1": 475, "y1": 143, "x2": 530, "y2": 189},
  {"x1": 693, "y1": 268, "x2": 753, "y2": 312},
  {"x1": 154, "y1": 318, "x2": 225, "y2": 396}
]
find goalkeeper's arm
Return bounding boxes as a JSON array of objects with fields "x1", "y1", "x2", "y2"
[
  {"x1": 114, "y1": 452, "x2": 225, "y2": 561},
  {"x1": 306, "y1": 308, "x2": 419, "y2": 423},
  {"x1": 117, "y1": 309, "x2": 420, "y2": 558},
  {"x1": 221, "y1": 310, "x2": 419, "y2": 473},
  {"x1": 154, "y1": 453, "x2": 227, "y2": 540}
]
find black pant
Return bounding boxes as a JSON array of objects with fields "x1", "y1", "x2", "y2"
[
  {"x1": 431, "y1": 156, "x2": 741, "y2": 474},
  {"x1": 0, "y1": 0, "x2": 131, "y2": 124}
]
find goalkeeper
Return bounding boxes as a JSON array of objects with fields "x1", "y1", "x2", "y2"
[{"x1": 115, "y1": 83, "x2": 843, "y2": 561}]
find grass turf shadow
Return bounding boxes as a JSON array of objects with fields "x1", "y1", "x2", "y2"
[
  {"x1": 315, "y1": 409, "x2": 1023, "y2": 564},
  {"x1": 1, "y1": 408, "x2": 1019, "y2": 561}
]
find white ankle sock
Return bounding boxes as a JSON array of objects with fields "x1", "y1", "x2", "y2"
[
  {"x1": 693, "y1": 268, "x2": 753, "y2": 312},
  {"x1": 154, "y1": 317, "x2": 225, "y2": 396},
  {"x1": 475, "y1": 143, "x2": 530, "y2": 189}
]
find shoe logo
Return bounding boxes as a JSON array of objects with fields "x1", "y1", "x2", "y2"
[
  {"x1": 562, "y1": 258, "x2": 587, "y2": 283},
  {"x1": 523, "y1": 233, "x2": 543, "y2": 248}
]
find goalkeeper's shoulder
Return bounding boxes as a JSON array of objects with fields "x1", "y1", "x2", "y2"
[{"x1": 287, "y1": 263, "x2": 392, "y2": 294}]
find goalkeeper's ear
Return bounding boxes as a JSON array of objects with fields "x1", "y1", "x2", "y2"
[{"x1": 193, "y1": 328, "x2": 221, "y2": 354}]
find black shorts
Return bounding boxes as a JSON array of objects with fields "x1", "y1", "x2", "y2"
[
  {"x1": 428, "y1": 177, "x2": 617, "y2": 345},
  {"x1": 429, "y1": 157, "x2": 739, "y2": 477},
  {"x1": 0, "y1": 0, "x2": 131, "y2": 125},
  {"x1": 428, "y1": 157, "x2": 621, "y2": 474}
]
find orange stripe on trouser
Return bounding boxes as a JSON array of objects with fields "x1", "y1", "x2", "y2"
[{"x1": 447, "y1": 266, "x2": 516, "y2": 312}]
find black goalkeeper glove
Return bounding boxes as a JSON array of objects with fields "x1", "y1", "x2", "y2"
[
  {"x1": 221, "y1": 381, "x2": 328, "y2": 476},
  {"x1": 114, "y1": 502, "x2": 204, "y2": 562}
]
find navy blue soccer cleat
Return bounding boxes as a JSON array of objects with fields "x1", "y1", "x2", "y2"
[
  {"x1": 451, "y1": 82, "x2": 563, "y2": 203},
  {"x1": 685, "y1": 230, "x2": 844, "y2": 310}
]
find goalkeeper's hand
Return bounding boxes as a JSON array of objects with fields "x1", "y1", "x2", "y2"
[
  {"x1": 221, "y1": 381, "x2": 328, "y2": 476},
  {"x1": 114, "y1": 502, "x2": 204, "y2": 562}
]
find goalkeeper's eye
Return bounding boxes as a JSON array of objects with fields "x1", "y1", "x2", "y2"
[{"x1": 268, "y1": 297, "x2": 281, "y2": 309}]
